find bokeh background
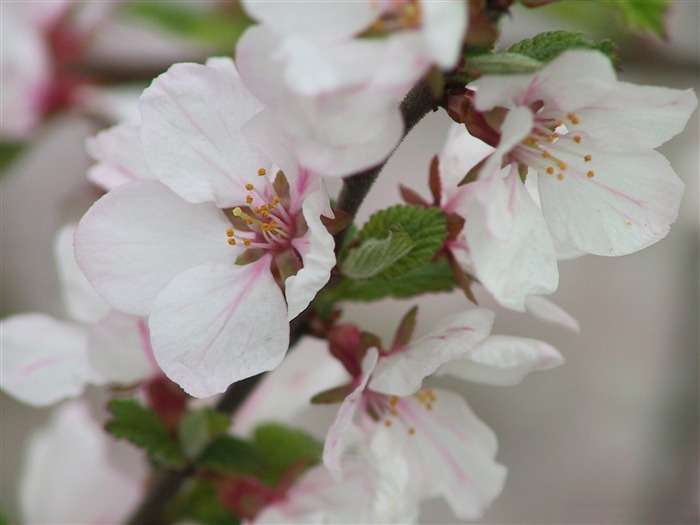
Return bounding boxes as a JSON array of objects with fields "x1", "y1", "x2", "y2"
[{"x1": 1, "y1": 1, "x2": 698, "y2": 523}]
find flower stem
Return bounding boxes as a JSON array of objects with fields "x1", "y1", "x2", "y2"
[{"x1": 124, "y1": 79, "x2": 437, "y2": 525}]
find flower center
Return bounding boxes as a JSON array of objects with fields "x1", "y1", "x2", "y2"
[
  {"x1": 364, "y1": 388, "x2": 438, "y2": 437},
  {"x1": 371, "y1": 0, "x2": 422, "y2": 33},
  {"x1": 513, "y1": 109, "x2": 596, "y2": 181},
  {"x1": 224, "y1": 168, "x2": 296, "y2": 251}
]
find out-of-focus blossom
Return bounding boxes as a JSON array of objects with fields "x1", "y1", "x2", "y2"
[
  {"x1": 19, "y1": 401, "x2": 142, "y2": 524},
  {"x1": 236, "y1": 0, "x2": 468, "y2": 176},
  {"x1": 75, "y1": 58, "x2": 336, "y2": 397},
  {"x1": 0, "y1": 225, "x2": 155, "y2": 406}
]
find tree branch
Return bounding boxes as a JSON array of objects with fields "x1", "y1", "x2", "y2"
[{"x1": 125, "y1": 79, "x2": 437, "y2": 525}]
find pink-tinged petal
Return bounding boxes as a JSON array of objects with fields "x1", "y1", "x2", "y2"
[
  {"x1": 439, "y1": 336, "x2": 564, "y2": 386},
  {"x1": 236, "y1": 26, "x2": 285, "y2": 108},
  {"x1": 474, "y1": 49, "x2": 616, "y2": 112},
  {"x1": 20, "y1": 401, "x2": 141, "y2": 525},
  {"x1": 241, "y1": 107, "x2": 299, "y2": 188},
  {"x1": 149, "y1": 258, "x2": 289, "y2": 398},
  {"x1": 253, "y1": 462, "x2": 375, "y2": 524},
  {"x1": 233, "y1": 336, "x2": 348, "y2": 438},
  {"x1": 0, "y1": 14, "x2": 49, "y2": 140},
  {"x1": 525, "y1": 296, "x2": 580, "y2": 333},
  {"x1": 576, "y1": 83, "x2": 698, "y2": 151},
  {"x1": 54, "y1": 224, "x2": 110, "y2": 324},
  {"x1": 86, "y1": 122, "x2": 154, "y2": 191},
  {"x1": 0, "y1": 314, "x2": 88, "y2": 406},
  {"x1": 205, "y1": 56, "x2": 241, "y2": 78},
  {"x1": 75, "y1": 180, "x2": 234, "y2": 316},
  {"x1": 242, "y1": 0, "x2": 379, "y2": 42},
  {"x1": 366, "y1": 430, "x2": 420, "y2": 523},
  {"x1": 467, "y1": 171, "x2": 559, "y2": 311},
  {"x1": 323, "y1": 348, "x2": 379, "y2": 477},
  {"x1": 467, "y1": 108, "x2": 534, "y2": 239},
  {"x1": 286, "y1": 188, "x2": 336, "y2": 321},
  {"x1": 296, "y1": 103, "x2": 403, "y2": 177},
  {"x1": 369, "y1": 309, "x2": 495, "y2": 396},
  {"x1": 74, "y1": 85, "x2": 143, "y2": 128},
  {"x1": 87, "y1": 312, "x2": 156, "y2": 385},
  {"x1": 391, "y1": 390, "x2": 506, "y2": 519},
  {"x1": 421, "y1": 0, "x2": 468, "y2": 68},
  {"x1": 537, "y1": 149, "x2": 685, "y2": 256},
  {"x1": 139, "y1": 59, "x2": 267, "y2": 207},
  {"x1": 440, "y1": 124, "x2": 494, "y2": 209}
]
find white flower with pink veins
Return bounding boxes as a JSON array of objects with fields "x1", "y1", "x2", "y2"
[
  {"x1": 75, "y1": 57, "x2": 336, "y2": 398},
  {"x1": 235, "y1": 0, "x2": 468, "y2": 176},
  {"x1": 471, "y1": 49, "x2": 698, "y2": 257}
]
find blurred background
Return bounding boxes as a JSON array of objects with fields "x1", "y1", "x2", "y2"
[{"x1": 1, "y1": 1, "x2": 698, "y2": 523}]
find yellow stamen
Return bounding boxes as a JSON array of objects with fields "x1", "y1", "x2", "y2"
[
  {"x1": 243, "y1": 239, "x2": 251, "y2": 246},
  {"x1": 227, "y1": 238, "x2": 236, "y2": 246},
  {"x1": 226, "y1": 228, "x2": 234, "y2": 237},
  {"x1": 557, "y1": 173, "x2": 564, "y2": 181},
  {"x1": 245, "y1": 183, "x2": 254, "y2": 191},
  {"x1": 584, "y1": 154, "x2": 592, "y2": 162},
  {"x1": 246, "y1": 195, "x2": 253, "y2": 204},
  {"x1": 574, "y1": 135, "x2": 582, "y2": 143},
  {"x1": 257, "y1": 168, "x2": 266, "y2": 176},
  {"x1": 587, "y1": 170, "x2": 595, "y2": 178},
  {"x1": 546, "y1": 167, "x2": 554, "y2": 175},
  {"x1": 567, "y1": 113, "x2": 580, "y2": 125}
]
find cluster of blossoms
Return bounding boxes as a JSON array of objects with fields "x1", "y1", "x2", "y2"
[{"x1": 1, "y1": 0, "x2": 696, "y2": 523}]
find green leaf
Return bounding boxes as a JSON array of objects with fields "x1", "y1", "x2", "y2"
[
  {"x1": 507, "y1": 31, "x2": 620, "y2": 69},
  {"x1": 178, "y1": 409, "x2": 211, "y2": 460},
  {"x1": 342, "y1": 226, "x2": 415, "y2": 279},
  {"x1": 611, "y1": 0, "x2": 668, "y2": 38},
  {"x1": 106, "y1": 398, "x2": 186, "y2": 468},
  {"x1": 465, "y1": 52, "x2": 543, "y2": 75},
  {"x1": 121, "y1": 3, "x2": 253, "y2": 50},
  {"x1": 198, "y1": 435, "x2": 266, "y2": 477},
  {"x1": 320, "y1": 258, "x2": 459, "y2": 306},
  {"x1": 0, "y1": 503, "x2": 10, "y2": 525},
  {"x1": 0, "y1": 142, "x2": 25, "y2": 174},
  {"x1": 170, "y1": 480, "x2": 241, "y2": 525},
  {"x1": 346, "y1": 205, "x2": 446, "y2": 281},
  {"x1": 253, "y1": 423, "x2": 323, "y2": 485}
]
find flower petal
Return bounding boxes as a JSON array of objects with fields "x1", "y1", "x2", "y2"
[
  {"x1": 233, "y1": 336, "x2": 348, "y2": 438},
  {"x1": 525, "y1": 296, "x2": 580, "y2": 332},
  {"x1": 466, "y1": 171, "x2": 559, "y2": 311},
  {"x1": 87, "y1": 312, "x2": 156, "y2": 385},
  {"x1": 0, "y1": 314, "x2": 88, "y2": 406},
  {"x1": 20, "y1": 401, "x2": 141, "y2": 524},
  {"x1": 475, "y1": 49, "x2": 616, "y2": 112},
  {"x1": 285, "y1": 188, "x2": 336, "y2": 321},
  {"x1": 439, "y1": 335, "x2": 564, "y2": 385},
  {"x1": 139, "y1": 59, "x2": 267, "y2": 207},
  {"x1": 538, "y1": 149, "x2": 685, "y2": 256},
  {"x1": 75, "y1": 180, "x2": 234, "y2": 316},
  {"x1": 241, "y1": 0, "x2": 378, "y2": 42},
  {"x1": 149, "y1": 258, "x2": 289, "y2": 398},
  {"x1": 369, "y1": 308, "x2": 495, "y2": 396},
  {"x1": 323, "y1": 348, "x2": 379, "y2": 477},
  {"x1": 422, "y1": 0, "x2": 468, "y2": 68},
  {"x1": 576, "y1": 83, "x2": 697, "y2": 151},
  {"x1": 391, "y1": 390, "x2": 506, "y2": 520},
  {"x1": 253, "y1": 462, "x2": 375, "y2": 524},
  {"x1": 86, "y1": 122, "x2": 154, "y2": 191},
  {"x1": 54, "y1": 224, "x2": 109, "y2": 324}
]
